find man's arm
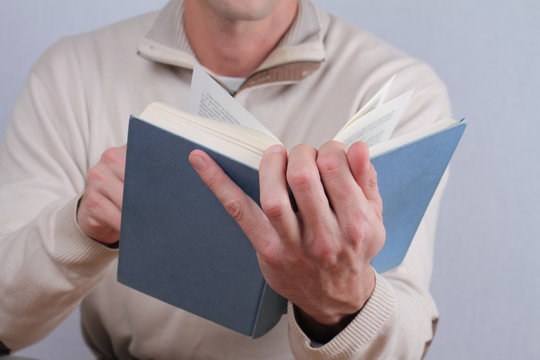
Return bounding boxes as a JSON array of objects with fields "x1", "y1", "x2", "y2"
[
  {"x1": 191, "y1": 82, "x2": 449, "y2": 359},
  {"x1": 0, "y1": 40, "x2": 119, "y2": 352}
]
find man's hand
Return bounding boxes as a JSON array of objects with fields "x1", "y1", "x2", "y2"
[
  {"x1": 189, "y1": 141, "x2": 385, "y2": 342},
  {"x1": 77, "y1": 145, "x2": 126, "y2": 245}
]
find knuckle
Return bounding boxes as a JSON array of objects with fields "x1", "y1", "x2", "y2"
[
  {"x1": 316, "y1": 152, "x2": 342, "y2": 175},
  {"x1": 347, "y1": 220, "x2": 371, "y2": 241},
  {"x1": 308, "y1": 238, "x2": 338, "y2": 266},
  {"x1": 84, "y1": 191, "x2": 101, "y2": 212},
  {"x1": 100, "y1": 147, "x2": 120, "y2": 165},
  {"x1": 346, "y1": 218, "x2": 386, "y2": 258},
  {"x1": 258, "y1": 243, "x2": 282, "y2": 266},
  {"x1": 87, "y1": 166, "x2": 103, "y2": 183},
  {"x1": 287, "y1": 164, "x2": 316, "y2": 192},
  {"x1": 223, "y1": 198, "x2": 245, "y2": 222},
  {"x1": 261, "y1": 197, "x2": 286, "y2": 219}
]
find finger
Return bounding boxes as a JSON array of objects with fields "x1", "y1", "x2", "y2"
[
  {"x1": 88, "y1": 191, "x2": 122, "y2": 232},
  {"x1": 78, "y1": 189, "x2": 122, "y2": 243},
  {"x1": 286, "y1": 144, "x2": 333, "y2": 228},
  {"x1": 316, "y1": 141, "x2": 366, "y2": 215},
  {"x1": 347, "y1": 142, "x2": 383, "y2": 214},
  {"x1": 189, "y1": 149, "x2": 281, "y2": 259},
  {"x1": 259, "y1": 144, "x2": 301, "y2": 246},
  {"x1": 87, "y1": 163, "x2": 124, "y2": 210},
  {"x1": 99, "y1": 146, "x2": 127, "y2": 182}
]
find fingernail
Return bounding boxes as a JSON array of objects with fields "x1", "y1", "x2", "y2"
[
  {"x1": 266, "y1": 144, "x2": 283, "y2": 154},
  {"x1": 190, "y1": 154, "x2": 207, "y2": 171}
]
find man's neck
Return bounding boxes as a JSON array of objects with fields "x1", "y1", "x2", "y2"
[{"x1": 184, "y1": 0, "x2": 298, "y2": 77}]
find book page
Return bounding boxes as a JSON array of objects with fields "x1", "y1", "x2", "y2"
[
  {"x1": 341, "y1": 74, "x2": 396, "y2": 129},
  {"x1": 333, "y1": 89, "x2": 413, "y2": 148},
  {"x1": 139, "y1": 102, "x2": 280, "y2": 169},
  {"x1": 188, "y1": 65, "x2": 278, "y2": 140}
]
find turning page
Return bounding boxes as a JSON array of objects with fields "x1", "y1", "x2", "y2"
[{"x1": 188, "y1": 65, "x2": 278, "y2": 140}]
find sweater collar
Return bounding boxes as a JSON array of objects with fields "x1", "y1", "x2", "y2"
[{"x1": 136, "y1": 0, "x2": 327, "y2": 88}]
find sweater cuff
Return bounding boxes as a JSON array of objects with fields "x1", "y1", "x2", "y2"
[
  {"x1": 288, "y1": 273, "x2": 396, "y2": 358},
  {"x1": 48, "y1": 196, "x2": 118, "y2": 277}
]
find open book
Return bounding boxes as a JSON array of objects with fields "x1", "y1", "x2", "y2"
[
  {"x1": 117, "y1": 66, "x2": 466, "y2": 338},
  {"x1": 141, "y1": 66, "x2": 418, "y2": 169}
]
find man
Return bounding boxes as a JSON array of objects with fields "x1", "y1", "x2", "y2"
[{"x1": 0, "y1": 0, "x2": 451, "y2": 358}]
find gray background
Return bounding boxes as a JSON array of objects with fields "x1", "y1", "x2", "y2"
[{"x1": 1, "y1": 0, "x2": 538, "y2": 359}]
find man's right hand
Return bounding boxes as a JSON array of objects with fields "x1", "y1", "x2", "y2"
[{"x1": 77, "y1": 145, "x2": 126, "y2": 245}]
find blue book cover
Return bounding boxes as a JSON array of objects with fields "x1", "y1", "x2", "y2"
[{"x1": 117, "y1": 115, "x2": 466, "y2": 338}]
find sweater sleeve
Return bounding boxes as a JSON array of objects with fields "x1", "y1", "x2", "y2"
[
  {"x1": 286, "y1": 65, "x2": 453, "y2": 359},
  {"x1": 0, "y1": 39, "x2": 118, "y2": 351},
  {"x1": 287, "y1": 174, "x2": 446, "y2": 359}
]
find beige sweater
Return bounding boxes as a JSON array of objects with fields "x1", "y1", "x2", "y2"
[{"x1": 0, "y1": 0, "x2": 452, "y2": 358}]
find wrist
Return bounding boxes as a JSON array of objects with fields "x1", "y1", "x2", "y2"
[
  {"x1": 76, "y1": 194, "x2": 119, "y2": 248},
  {"x1": 293, "y1": 305, "x2": 360, "y2": 344},
  {"x1": 293, "y1": 268, "x2": 376, "y2": 344}
]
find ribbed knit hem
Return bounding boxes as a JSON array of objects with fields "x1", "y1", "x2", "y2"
[
  {"x1": 288, "y1": 273, "x2": 396, "y2": 359},
  {"x1": 48, "y1": 196, "x2": 118, "y2": 277}
]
